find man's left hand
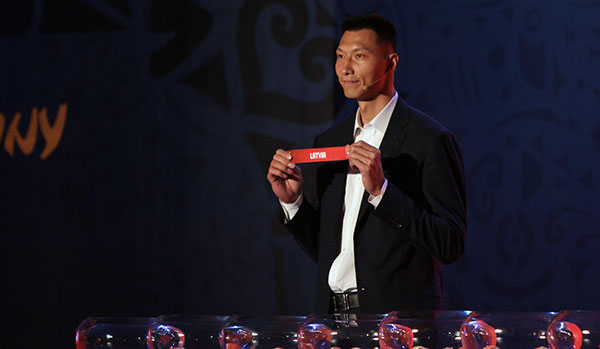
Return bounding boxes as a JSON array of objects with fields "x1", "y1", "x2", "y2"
[{"x1": 347, "y1": 141, "x2": 385, "y2": 196}]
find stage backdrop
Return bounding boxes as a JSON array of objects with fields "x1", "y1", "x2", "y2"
[{"x1": 1, "y1": 0, "x2": 599, "y2": 347}]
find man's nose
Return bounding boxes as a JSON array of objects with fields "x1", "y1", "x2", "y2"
[{"x1": 341, "y1": 60, "x2": 353, "y2": 75}]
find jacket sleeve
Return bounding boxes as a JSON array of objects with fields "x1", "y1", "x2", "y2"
[
  {"x1": 373, "y1": 131, "x2": 467, "y2": 264},
  {"x1": 278, "y1": 159, "x2": 321, "y2": 263},
  {"x1": 279, "y1": 198, "x2": 320, "y2": 262}
]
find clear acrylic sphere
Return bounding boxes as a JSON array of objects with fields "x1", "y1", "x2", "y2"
[
  {"x1": 547, "y1": 321, "x2": 582, "y2": 349},
  {"x1": 297, "y1": 322, "x2": 333, "y2": 349},
  {"x1": 219, "y1": 325, "x2": 256, "y2": 349},
  {"x1": 146, "y1": 324, "x2": 185, "y2": 349},
  {"x1": 460, "y1": 319, "x2": 497, "y2": 349},
  {"x1": 378, "y1": 311, "x2": 414, "y2": 349}
]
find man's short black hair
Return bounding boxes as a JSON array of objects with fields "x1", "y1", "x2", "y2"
[{"x1": 342, "y1": 13, "x2": 397, "y2": 52}]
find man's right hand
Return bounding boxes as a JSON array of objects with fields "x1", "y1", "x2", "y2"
[{"x1": 267, "y1": 149, "x2": 303, "y2": 204}]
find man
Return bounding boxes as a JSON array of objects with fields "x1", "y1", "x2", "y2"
[{"x1": 267, "y1": 14, "x2": 466, "y2": 314}]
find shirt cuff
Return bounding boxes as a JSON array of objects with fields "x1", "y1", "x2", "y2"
[
  {"x1": 368, "y1": 178, "x2": 388, "y2": 208},
  {"x1": 280, "y1": 193, "x2": 303, "y2": 223}
]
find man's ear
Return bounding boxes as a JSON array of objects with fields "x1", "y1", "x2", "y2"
[{"x1": 387, "y1": 53, "x2": 399, "y2": 72}]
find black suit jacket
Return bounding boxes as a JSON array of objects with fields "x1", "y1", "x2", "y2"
[{"x1": 283, "y1": 97, "x2": 467, "y2": 314}]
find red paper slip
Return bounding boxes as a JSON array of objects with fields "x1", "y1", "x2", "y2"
[{"x1": 287, "y1": 146, "x2": 348, "y2": 163}]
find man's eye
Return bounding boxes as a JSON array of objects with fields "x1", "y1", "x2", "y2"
[{"x1": 355, "y1": 53, "x2": 364, "y2": 58}]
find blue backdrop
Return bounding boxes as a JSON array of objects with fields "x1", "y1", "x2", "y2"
[{"x1": 1, "y1": 0, "x2": 599, "y2": 347}]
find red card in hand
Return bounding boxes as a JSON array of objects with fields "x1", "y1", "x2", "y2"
[{"x1": 287, "y1": 146, "x2": 348, "y2": 163}]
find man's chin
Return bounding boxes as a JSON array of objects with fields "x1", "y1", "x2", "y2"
[
  {"x1": 342, "y1": 89, "x2": 362, "y2": 99},
  {"x1": 344, "y1": 90, "x2": 375, "y2": 101}
]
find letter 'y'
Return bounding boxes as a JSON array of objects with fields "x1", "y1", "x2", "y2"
[{"x1": 39, "y1": 103, "x2": 68, "y2": 159}]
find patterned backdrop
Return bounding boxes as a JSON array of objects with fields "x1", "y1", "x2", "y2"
[{"x1": 1, "y1": 0, "x2": 599, "y2": 347}]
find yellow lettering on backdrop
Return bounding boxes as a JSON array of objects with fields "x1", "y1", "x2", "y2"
[
  {"x1": 39, "y1": 103, "x2": 68, "y2": 159},
  {"x1": 4, "y1": 109, "x2": 38, "y2": 156}
]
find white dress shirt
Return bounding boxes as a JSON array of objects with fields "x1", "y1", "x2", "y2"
[{"x1": 282, "y1": 92, "x2": 398, "y2": 293}]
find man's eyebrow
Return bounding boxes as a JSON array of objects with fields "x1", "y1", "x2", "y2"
[{"x1": 336, "y1": 46, "x2": 373, "y2": 53}]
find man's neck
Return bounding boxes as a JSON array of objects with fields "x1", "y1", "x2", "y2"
[{"x1": 357, "y1": 91, "x2": 395, "y2": 126}]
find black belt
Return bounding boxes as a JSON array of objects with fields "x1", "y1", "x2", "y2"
[{"x1": 332, "y1": 291, "x2": 360, "y2": 312}]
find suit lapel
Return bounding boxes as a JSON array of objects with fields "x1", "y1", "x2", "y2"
[
  {"x1": 379, "y1": 97, "x2": 410, "y2": 160},
  {"x1": 355, "y1": 98, "x2": 410, "y2": 228}
]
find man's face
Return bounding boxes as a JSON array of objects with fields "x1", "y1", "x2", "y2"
[{"x1": 335, "y1": 29, "x2": 391, "y2": 100}]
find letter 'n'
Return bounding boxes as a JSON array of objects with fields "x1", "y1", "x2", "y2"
[{"x1": 4, "y1": 109, "x2": 38, "y2": 156}]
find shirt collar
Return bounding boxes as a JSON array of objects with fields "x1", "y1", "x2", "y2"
[{"x1": 353, "y1": 91, "x2": 398, "y2": 136}]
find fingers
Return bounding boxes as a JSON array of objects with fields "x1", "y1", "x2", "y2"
[
  {"x1": 286, "y1": 165, "x2": 303, "y2": 182},
  {"x1": 348, "y1": 141, "x2": 380, "y2": 157},
  {"x1": 347, "y1": 141, "x2": 380, "y2": 170},
  {"x1": 347, "y1": 142, "x2": 384, "y2": 196},
  {"x1": 267, "y1": 149, "x2": 297, "y2": 181},
  {"x1": 267, "y1": 166, "x2": 289, "y2": 182},
  {"x1": 275, "y1": 148, "x2": 293, "y2": 162}
]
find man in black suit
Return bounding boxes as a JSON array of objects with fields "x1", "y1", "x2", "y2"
[{"x1": 267, "y1": 14, "x2": 466, "y2": 314}]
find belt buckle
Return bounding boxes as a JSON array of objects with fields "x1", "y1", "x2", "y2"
[
  {"x1": 341, "y1": 293, "x2": 349, "y2": 311},
  {"x1": 334, "y1": 293, "x2": 350, "y2": 312}
]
